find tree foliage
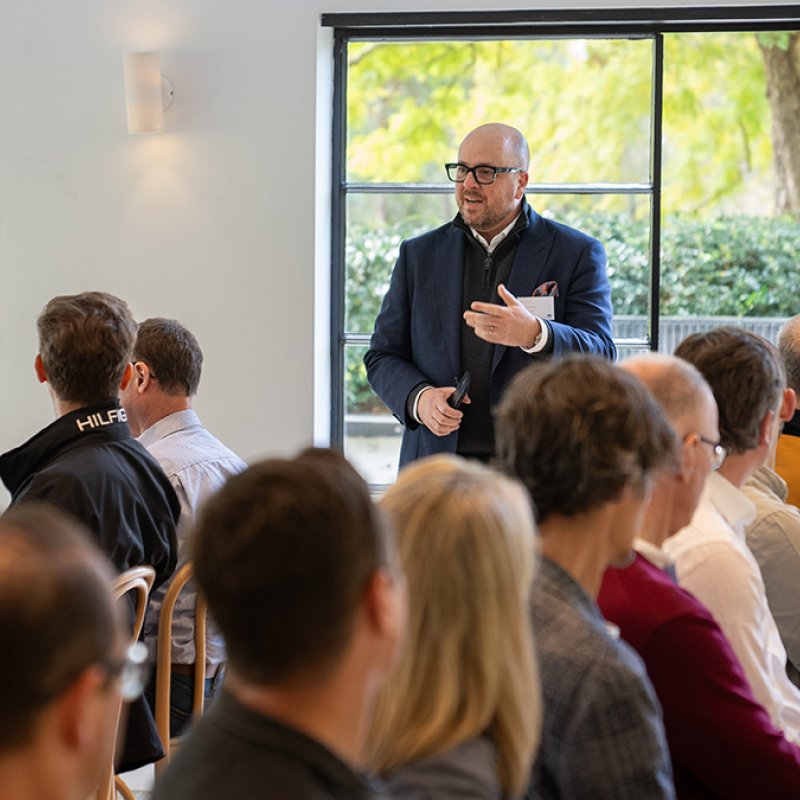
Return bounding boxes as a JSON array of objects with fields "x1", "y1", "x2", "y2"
[
  {"x1": 348, "y1": 33, "x2": 775, "y2": 216},
  {"x1": 345, "y1": 214, "x2": 800, "y2": 411}
]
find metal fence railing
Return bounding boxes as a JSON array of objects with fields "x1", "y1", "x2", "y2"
[{"x1": 613, "y1": 315, "x2": 788, "y2": 354}]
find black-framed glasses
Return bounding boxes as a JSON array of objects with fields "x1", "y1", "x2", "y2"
[
  {"x1": 444, "y1": 162, "x2": 524, "y2": 185},
  {"x1": 685, "y1": 433, "x2": 727, "y2": 471}
]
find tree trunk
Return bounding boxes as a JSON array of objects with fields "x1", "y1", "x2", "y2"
[{"x1": 759, "y1": 34, "x2": 800, "y2": 216}]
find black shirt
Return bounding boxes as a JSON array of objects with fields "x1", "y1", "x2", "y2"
[
  {"x1": 153, "y1": 690, "x2": 387, "y2": 800},
  {"x1": 785, "y1": 410, "x2": 800, "y2": 438}
]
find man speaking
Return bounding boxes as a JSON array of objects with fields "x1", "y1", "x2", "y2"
[{"x1": 364, "y1": 122, "x2": 615, "y2": 467}]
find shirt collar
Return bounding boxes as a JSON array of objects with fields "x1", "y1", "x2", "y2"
[
  {"x1": 470, "y1": 211, "x2": 522, "y2": 254},
  {"x1": 704, "y1": 470, "x2": 757, "y2": 536},
  {"x1": 633, "y1": 537, "x2": 674, "y2": 570},
  {"x1": 138, "y1": 408, "x2": 201, "y2": 449},
  {"x1": 747, "y1": 463, "x2": 788, "y2": 502}
]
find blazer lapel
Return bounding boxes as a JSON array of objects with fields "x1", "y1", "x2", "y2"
[{"x1": 492, "y1": 208, "x2": 554, "y2": 374}]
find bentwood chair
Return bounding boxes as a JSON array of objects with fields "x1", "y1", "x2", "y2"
[
  {"x1": 154, "y1": 561, "x2": 211, "y2": 776},
  {"x1": 96, "y1": 566, "x2": 156, "y2": 800}
]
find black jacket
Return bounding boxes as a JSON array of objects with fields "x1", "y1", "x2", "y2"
[
  {"x1": 0, "y1": 400, "x2": 179, "y2": 585},
  {"x1": 0, "y1": 399, "x2": 180, "y2": 771}
]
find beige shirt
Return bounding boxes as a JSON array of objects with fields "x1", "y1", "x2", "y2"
[{"x1": 743, "y1": 464, "x2": 800, "y2": 673}]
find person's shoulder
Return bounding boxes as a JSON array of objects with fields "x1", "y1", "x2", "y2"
[
  {"x1": 385, "y1": 736, "x2": 500, "y2": 800},
  {"x1": 534, "y1": 575, "x2": 643, "y2": 687},
  {"x1": 146, "y1": 423, "x2": 245, "y2": 476},
  {"x1": 601, "y1": 555, "x2": 705, "y2": 633},
  {"x1": 531, "y1": 208, "x2": 600, "y2": 247},
  {"x1": 403, "y1": 220, "x2": 460, "y2": 249}
]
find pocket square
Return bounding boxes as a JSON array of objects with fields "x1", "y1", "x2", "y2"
[{"x1": 532, "y1": 280, "x2": 559, "y2": 298}]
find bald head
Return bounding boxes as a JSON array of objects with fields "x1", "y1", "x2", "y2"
[
  {"x1": 621, "y1": 353, "x2": 716, "y2": 434},
  {"x1": 459, "y1": 123, "x2": 530, "y2": 171},
  {"x1": 779, "y1": 315, "x2": 800, "y2": 395}
]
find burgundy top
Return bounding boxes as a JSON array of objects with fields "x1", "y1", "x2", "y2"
[{"x1": 599, "y1": 552, "x2": 800, "y2": 799}]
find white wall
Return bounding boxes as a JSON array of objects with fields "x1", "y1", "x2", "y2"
[{"x1": 0, "y1": 0, "x2": 782, "y2": 508}]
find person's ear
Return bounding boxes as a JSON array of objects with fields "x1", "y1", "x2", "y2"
[
  {"x1": 515, "y1": 170, "x2": 529, "y2": 200},
  {"x1": 364, "y1": 568, "x2": 407, "y2": 652},
  {"x1": 677, "y1": 434, "x2": 697, "y2": 482},
  {"x1": 759, "y1": 408, "x2": 776, "y2": 448},
  {"x1": 133, "y1": 362, "x2": 152, "y2": 394},
  {"x1": 34, "y1": 354, "x2": 47, "y2": 384},
  {"x1": 781, "y1": 388, "x2": 797, "y2": 423},
  {"x1": 55, "y1": 665, "x2": 114, "y2": 752},
  {"x1": 118, "y1": 362, "x2": 134, "y2": 392}
]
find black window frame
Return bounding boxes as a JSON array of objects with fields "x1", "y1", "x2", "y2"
[{"x1": 325, "y1": 6, "x2": 800, "y2": 451}]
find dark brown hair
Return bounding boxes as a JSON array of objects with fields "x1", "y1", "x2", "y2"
[
  {"x1": 675, "y1": 326, "x2": 784, "y2": 454},
  {"x1": 133, "y1": 318, "x2": 203, "y2": 396},
  {"x1": 495, "y1": 355, "x2": 676, "y2": 523},
  {"x1": 37, "y1": 291, "x2": 136, "y2": 405},
  {"x1": 192, "y1": 448, "x2": 390, "y2": 684}
]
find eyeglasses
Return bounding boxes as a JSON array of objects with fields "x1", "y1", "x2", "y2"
[
  {"x1": 685, "y1": 433, "x2": 727, "y2": 471},
  {"x1": 104, "y1": 641, "x2": 150, "y2": 702},
  {"x1": 444, "y1": 162, "x2": 524, "y2": 185}
]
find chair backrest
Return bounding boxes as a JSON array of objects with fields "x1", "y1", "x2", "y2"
[
  {"x1": 154, "y1": 561, "x2": 209, "y2": 774},
  {"x1": 96, "y1": 565, "x2": 156, "y2": 800},
  {"x1": 114, "y1": 566, "x2": 157, "y2": 639}
]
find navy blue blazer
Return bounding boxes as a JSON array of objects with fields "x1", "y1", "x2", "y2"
[{"x1": 364, "y1": 204, "x2": 616, "y2": 467}]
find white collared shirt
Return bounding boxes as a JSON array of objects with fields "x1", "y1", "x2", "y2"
[
  {"x1": 663, "y1": 470, "x2": 800, "y2": 741},
  {"x1": 469, "y1": 214, "x2": 520, "y2": 254},
  {"x1": 139, "y1": 409, "x2": 247, "y2": 665}
]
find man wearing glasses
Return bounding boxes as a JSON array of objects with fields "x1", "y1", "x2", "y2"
[
  {"x1": 365, "y1": 122, "x2": 615, "y2": 467},
  {"x1": 0, "y1": 505, "x2": 149, "y2": 800},
  {"x1": 665, "y1": 327, "x2": 800, "y2": 742},
  {"x1": 599, "y1": 354, "x2": 800, "y2": 797}
]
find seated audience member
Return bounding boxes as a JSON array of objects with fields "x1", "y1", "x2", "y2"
[
  {"x1": 153, "y1": 449, "x2": 406, "y2": 800},
  {"x1": 495, "y1": 355, "x2": 676, "y2": 800},
  {"x1": 0, "y1": 505, "x2": 132, "y2": 800},
  {"x1": 0, "y1": 291, "x2": 179, "y2": 771},
  {"x1": 599, "y1": 353, "x2": 800, "y2": 798},
  {"x1": 667, "y1": 327, "x2": 800, "y2": 740},
  {"x1": 120, "y1": 317, "x2": 247, "y2": 735},
  {"x1": 367, "y1": 455, "x2": 540, "y2": 799},
  {"x1": 742, "y1": 380, "x2": 800, "y2": 683},
  {"x1": 776, "y1": 314, "x2": 800, "y2": 506}
]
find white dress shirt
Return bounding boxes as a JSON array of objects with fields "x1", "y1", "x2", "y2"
[
  {"x1": 663, "y1": 470, "x2": 800, "y2": 742},
  {"x1": 140, "y1": 409, "x2": 247, "y2": 665}
]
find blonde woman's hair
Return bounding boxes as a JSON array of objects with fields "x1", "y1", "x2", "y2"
[{"x1": 367, "y1": 455, "x2": 541, "y2": 795}]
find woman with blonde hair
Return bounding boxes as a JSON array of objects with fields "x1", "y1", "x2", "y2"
[{"x1": 366, "y1": 454, "x2": 541, "y2": 799}]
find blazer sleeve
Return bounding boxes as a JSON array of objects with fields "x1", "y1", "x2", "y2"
[
  {"x1": 548, "y1": 236, "x2": 616, "y2": 360},
  {"x1": 364, "y1": 240, "x2": 433, "y2": 429}
]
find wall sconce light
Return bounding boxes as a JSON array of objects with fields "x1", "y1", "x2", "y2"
[{"x1": 123, "y1": 52, "x2": 174, "y2": 134}]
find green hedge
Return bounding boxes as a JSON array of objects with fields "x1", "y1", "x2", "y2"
[{"x1": 345, "y1": 214, "x2": 800, "y2": 411}]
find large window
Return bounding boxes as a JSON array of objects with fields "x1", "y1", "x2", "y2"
[{"x1": 325, "y1": 9, "x2": 800, "y2": 485}]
